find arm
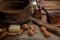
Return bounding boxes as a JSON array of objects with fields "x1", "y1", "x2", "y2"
[{"x1": 36, "y1": 0, "x2": 45, "y2": 9}]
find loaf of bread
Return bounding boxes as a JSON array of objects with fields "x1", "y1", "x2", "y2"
[
  {"x1": 9, "y1": 25, "x2": 20, "y2": 33},
  {"x1": 47, "y1": 12, "x2": 60, "y2": 24}
]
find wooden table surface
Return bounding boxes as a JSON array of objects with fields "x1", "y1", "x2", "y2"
[
  {"x1": 4, "y1": 24, "x2": 60, "y2": 40},
  {"x1": 3, "y1": 15, "x2": 60, "y2": 40}
]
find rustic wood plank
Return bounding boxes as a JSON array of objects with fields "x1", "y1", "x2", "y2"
[
  {"x1": 42, "y1": 1, "x2": 60, "y2": 14},
  {"x1": 3, "y1": 14, "x2": 60, "y2": 40},
  {"x1": 16, "y1": 23, "x2": 60, "y2": 40},
  {"x1": 44, "y1": 1, "x2": 60, "y2": 10}
]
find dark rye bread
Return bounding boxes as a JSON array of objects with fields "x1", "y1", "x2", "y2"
[{"x1": 47, "y1": 12, "x2": 60, "y2": 24}]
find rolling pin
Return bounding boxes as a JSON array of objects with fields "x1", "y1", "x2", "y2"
[{"x1": 30, "y1": 16, "x2": 60, "y2": 36}]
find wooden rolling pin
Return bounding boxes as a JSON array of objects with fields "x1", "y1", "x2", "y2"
[{"x1": 30, "y1": 16, "x2": 60, "y2": 36}]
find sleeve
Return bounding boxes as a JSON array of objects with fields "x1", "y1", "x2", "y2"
[{"x1": 36, "y1": 0, "x2": 45, "y2": 9}]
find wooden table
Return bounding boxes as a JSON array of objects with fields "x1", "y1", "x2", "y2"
[
  {"x1": 3, "y1": 15, "x2": 60, "y2": 40},
  {"x1": 4, "y1": 24, "x2": 60, "y2": 40}
]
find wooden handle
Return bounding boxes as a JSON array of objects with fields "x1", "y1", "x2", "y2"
[
  {"x1": 0, "y1": 31, "x2": 8, "y2": 39},
  {"x1": 30, "y1": 16, "x2": 60, "y2": 36}
]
